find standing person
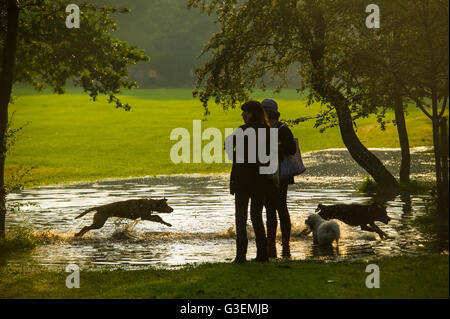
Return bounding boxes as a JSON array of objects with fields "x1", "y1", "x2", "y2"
[
  {"x1": 262, "y1": 99, "x2": 297, "y2": 258},
  {"x1": 225, "y1": 101, "x2": 272, "y2": 263}
]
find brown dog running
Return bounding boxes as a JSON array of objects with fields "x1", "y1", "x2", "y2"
[{"x1": 74, "y1": 198, "x2": 174, "y2": 237}]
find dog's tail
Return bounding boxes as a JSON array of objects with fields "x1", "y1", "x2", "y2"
[{"x1": 74, "y1": 207, "x2": 97, "y2": 219}]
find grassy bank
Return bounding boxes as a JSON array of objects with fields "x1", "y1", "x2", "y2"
[
  {"x1": 0, "y1": 227, "x2": 38, "y2": 257},
  {"x1": 358, "y1": 177, "x2": 434, "y2": 194},
  {"x1": 0, "y1": 255, "x2": 447, "y2": 298},
  {"x1": 7, "y1": 88, "x2": 435, "y2": 187}
]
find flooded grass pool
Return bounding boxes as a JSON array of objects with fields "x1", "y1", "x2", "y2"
[{"x1": 4, "y1": 148, "x2": 447, "y2": 269}]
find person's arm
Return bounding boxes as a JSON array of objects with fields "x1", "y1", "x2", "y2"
[{"x1": 279, "y1": 126, "x2": 297, "y2": 156}]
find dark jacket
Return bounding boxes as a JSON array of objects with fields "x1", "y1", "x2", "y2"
[
  {"x1": 276, "y1": 122, "x2": 297, "y2": 185},
  {"x1": 227, "y1": 122, "x2": 273, "y2": 195}
]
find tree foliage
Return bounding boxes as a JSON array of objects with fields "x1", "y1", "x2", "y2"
[
  {"x1": 188, "y1": 0, "x2": 448, "y2": 125},
  {"x1": 0, "y1": 0, "x2": 150, "y2": 109},
  {"x1": 0, "y1": 0, "x2": 150, "y2": 238},
  {"x1": 187, "y1": 0, "x2": 439, "y2": 195},
  {"x1": 188, "y1": 0, "x2": 384, "y2": 122}
]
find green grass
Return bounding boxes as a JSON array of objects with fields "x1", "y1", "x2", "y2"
[
  {"x1": 0, "y1": 255, "x2": 447, "y2": 298},
  {"x1": 358, "y1": 177, "x2": 433, "y2": 195},
  {"x1": 0, "y1": 227, "x2": 38, "y2": 256},
  {"x1": 7, "y1": 88, "x2": 436, "y2": 187}
]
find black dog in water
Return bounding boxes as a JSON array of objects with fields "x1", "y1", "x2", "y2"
[{"x1": 316, "y1": 202, "x2": 391, "y2": 239}]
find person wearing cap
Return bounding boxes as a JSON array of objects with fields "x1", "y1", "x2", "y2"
[{"x1": 261, "y1": 99, "x2": 297, "y2": 258}]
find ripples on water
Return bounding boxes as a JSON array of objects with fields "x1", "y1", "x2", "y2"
[{"x1": 4, "y1": 148, "x2": 446, "y2": 269}]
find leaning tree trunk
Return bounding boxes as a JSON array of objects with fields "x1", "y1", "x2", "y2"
[
  {"x1": 311, "y1": 76, "x2": 401, "y2": 194},
  {"x1": 332, "y1": 92, "x2": 401, "y2": 194},
  {"x1": 0, "y1": 0, "x2": 20, "y2": 238},
  {"x1": 394, "y1": 93, "x2": 411, "y2": 184},
  {"x1": 308, "y1": 7, "x2": 400, "y2": 195}
]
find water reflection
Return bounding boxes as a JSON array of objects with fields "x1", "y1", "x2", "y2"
[
  {"x1": 309, "y1": 244, "x2": 341, "y2": 258},
  {"x1": 400, "y1": 192, "x2": 413, "y2": 216},
  {"x1": 5, "y1": 148, "x2": 446, "y2": 269}
]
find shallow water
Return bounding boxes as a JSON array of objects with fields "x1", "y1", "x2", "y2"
[{"x1": 4, "y1": 148, "x2": 447, "y2": 269}]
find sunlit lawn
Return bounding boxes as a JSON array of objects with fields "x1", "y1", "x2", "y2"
[
  {"x1": 7, "y1": 88, "x2": 435, "y2": 187},
  {"x1": 0, "y1": 255, "x2": 448, "y2": 298}
]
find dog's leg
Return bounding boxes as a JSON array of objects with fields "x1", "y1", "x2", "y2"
[
  {"x1": 360, "y1": 224, "x2": 376, "y2": 232},
  {"x1": 313, "y1": 232, "x2": 318, "y2": 245},
  {"x1": 370, "y1": 222, "x2": 388, "y2": 239},
  {"x1": 144, "y1": 215, "x2": 172, "y2": 227},
  {"x1": 300, "y1": 227, "x2": 312, "y2": 236},
  {"x1": 150, "y1": 215, "x2": 172, "y2": 227},
  {"x1": 74, "y1": 213, "x2": 108, "y2": 237},
  {"x1": 75, "y1": 226, "x2": 91, "y2": 237}
]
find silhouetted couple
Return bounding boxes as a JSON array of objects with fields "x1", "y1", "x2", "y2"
[{"x1": 226, "y1": 100, "x2": 296, "y2": 263}]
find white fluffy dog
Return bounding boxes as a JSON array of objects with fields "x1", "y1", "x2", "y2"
[{"x1": 305, "y1": 214, "x2": 340, "y2": 246}]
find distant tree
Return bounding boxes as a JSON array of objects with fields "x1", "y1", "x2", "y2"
[
  {"x1": 334, "y1": 0, "x2": 413, "y2": 184},
  {"x1": 341, "y1": 1, "x2": 448, "y2": 192},
  {"x1": 380, "y1": 0, "x2": 448, "y2": 215},
  {"x1": 188, "y1": 0, "x2": 401, "y2": 193},
  {"x1": 345, "y1": 0, "x2": 448, "y2": 213},
  {"x1": 0, "y1": 0, "x2": 149, "y2": 238}
]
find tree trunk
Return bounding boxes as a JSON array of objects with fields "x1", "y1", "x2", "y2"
[
  {"x1": 0, "y1": 0, "x2": 20, "y2": 238},
  {"x1": 391, "y1": 24, "x2": 410, "y2": 185},
  {"x1": 439, "y1": 117, "x2": 449, "y2": 216},
  {"x1": 432, "y1": 115, "x2": 443, "y2": 217},
  {"x1": 394, "y1": 94, "x2": 411, "y2": 184},
  {"x1": 308, "y1": 4, "x2": 400, "y2": 195},
  {"x1": 332, "y1": 94, "x2": 401, "y2": 194}
]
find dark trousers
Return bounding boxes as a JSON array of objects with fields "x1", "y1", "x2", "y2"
[
  {"x1": 234, "y1": 190, "x2": 267, "y2": 260},
  {"x1": 265, "y1": 182, "x2": 291, "y2": 235}
]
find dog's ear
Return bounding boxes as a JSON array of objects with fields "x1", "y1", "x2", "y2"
[{"x1": 155, "y1": 198, "x2": 168, "y2": 207}]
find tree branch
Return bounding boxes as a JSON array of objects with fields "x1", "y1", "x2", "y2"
[{"x1": 415, "y1": 100, "x2": 433, "y2": 119}]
